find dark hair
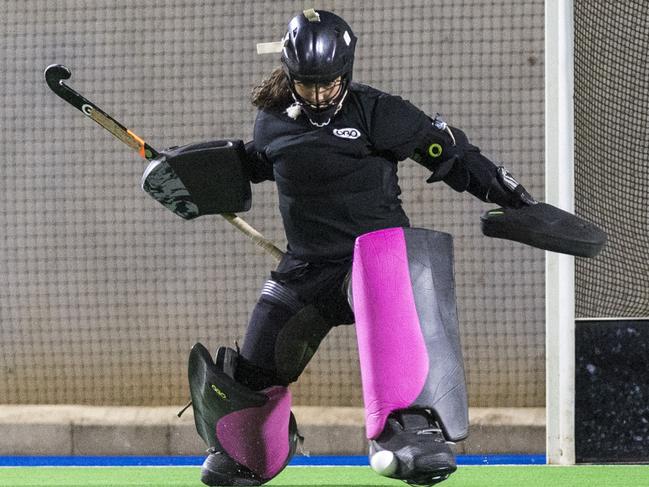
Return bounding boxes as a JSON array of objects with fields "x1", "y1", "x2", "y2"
[{"x1": 251, "y1": 66, "x2": 293, "y2": 109}]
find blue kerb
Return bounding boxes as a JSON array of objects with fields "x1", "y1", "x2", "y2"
[
  {"x1": 0, "y1": 454, "x2": 546, "y2": 467},
  {"x1": 0, "y1": 456, "x2": 203, "y2": 467},
  {"x1": 287, "y1": 455, "x2": 549, "y2": 466}
]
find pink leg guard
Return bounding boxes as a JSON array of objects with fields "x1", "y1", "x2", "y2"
[{"x1": 352, "y1": 227, "x2": 468, "y2": 441}]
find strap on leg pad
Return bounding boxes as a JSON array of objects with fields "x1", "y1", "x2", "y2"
[
  {"x1": 188, "y1": 343, "x2": 298, "y2": 481},
  {"x1": 235, "y1": 354, "x2": 290, "y2": 390}
]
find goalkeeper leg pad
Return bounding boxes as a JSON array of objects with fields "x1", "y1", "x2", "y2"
[
  {"x1": 188, "y1": 343, "x2": 299, "y2": 486},
  {"x1": 351, "y1": 227, "x2": 468, "y2": 484}
]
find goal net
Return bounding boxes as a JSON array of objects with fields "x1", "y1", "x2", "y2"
[{"x1": 0, "y1": 0, "x2": 545, "y2": 408}]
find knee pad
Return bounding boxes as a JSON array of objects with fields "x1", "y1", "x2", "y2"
[
  {"x1": 188, "y1": 343, "x2": 299, "y2": 482},
  {"x1": 253, "y1": 279, "x2": 332, "y2": 384},
  {"x1": 351, "y1": 227, "x2": 468, "y2": 441},
  {"x1": 275, "y1": 305, "x2": 332, "y2": 383}
]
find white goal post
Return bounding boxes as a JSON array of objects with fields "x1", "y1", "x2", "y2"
[{"x1": 545, "y1": 0, "x2": 575, "y2": 465}]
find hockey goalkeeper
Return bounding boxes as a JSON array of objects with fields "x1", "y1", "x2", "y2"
[{"x1": 140, "y1": 8, "x2": 602, "y2": 487}]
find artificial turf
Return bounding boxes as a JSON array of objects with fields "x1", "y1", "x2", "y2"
[{"x1": 1, "y1": 465, "x2": 649, "y2": 487}]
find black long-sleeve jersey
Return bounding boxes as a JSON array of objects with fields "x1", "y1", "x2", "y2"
[{"x1": 245, "y1": 83, "x2": 507, "y2": 263}]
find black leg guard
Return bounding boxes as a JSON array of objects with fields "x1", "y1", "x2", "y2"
[{"x1": 188, "y1": 343, "x2": 300, "y2": 486}]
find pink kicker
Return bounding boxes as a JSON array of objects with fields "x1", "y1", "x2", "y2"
[{"x1": 216, "y1": 386, "x2": 292, "y2": 479}]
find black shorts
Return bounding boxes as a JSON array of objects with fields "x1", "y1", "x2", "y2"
[{"x1": 271, "y1": 253, "x2": 355, "y2": 325}]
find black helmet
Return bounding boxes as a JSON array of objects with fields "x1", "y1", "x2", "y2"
[{"x1": 281, "y1": 9, "x2": 357, "y2": 126}]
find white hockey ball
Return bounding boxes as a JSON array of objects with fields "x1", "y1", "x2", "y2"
[{"x1": 370, "y1": 450, "x2": 398, "y2": 477}]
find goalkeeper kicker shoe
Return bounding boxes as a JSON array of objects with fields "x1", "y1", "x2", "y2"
[
  {"x1": 369, "y1": 409, "x2": 456, "y2": 486},
  {"x1": 189, "y1": 343, "x2": 301, "y2": 486},
  {"x1": 201, "y1": 448, "x2": 261, "y2": 486}
]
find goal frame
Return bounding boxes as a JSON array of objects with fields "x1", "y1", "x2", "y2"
[{"x1": 545, "y1": 0, "x2": 576, "y2": 465}]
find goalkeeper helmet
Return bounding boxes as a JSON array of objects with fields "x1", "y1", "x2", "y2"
[{"x1": 281, "y1": 9, "x2": 357, "y2": 126}]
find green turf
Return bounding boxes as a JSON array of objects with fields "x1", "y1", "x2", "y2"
[{"x1": 1, "y1": 465, "x2": 649, "y2": 487}]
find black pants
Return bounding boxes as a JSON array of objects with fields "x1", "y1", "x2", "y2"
[{"x1": 238, "y1": 253, "x2": 355, "y2": 389}]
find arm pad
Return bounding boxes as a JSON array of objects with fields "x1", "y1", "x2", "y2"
[
  {"x1": 412, "y1": 119, "x2": 536, "y2": 209},
  {"x1": 444, "y1": 147, "x2": 536, "y2": 209},
  {"x1": 411, "y1": 116, "x2": 464, "y2": 180}
]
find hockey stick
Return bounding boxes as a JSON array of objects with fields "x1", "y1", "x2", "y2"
[{"x1": 44, "y1": 64, "x2": 284, "y2": 262}]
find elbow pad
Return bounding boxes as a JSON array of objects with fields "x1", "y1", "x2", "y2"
[{"x1": 411, "y1": 117, "x2": 467, "y2": 182}]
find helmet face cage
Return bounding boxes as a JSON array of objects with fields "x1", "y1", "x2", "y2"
[
  {"x1": 287, "y1": 75, "x2": 350, "y2": 125},
  {"x1": 292, "y1": 77, "x2": 344, "y2": 110},
  {"x1": 281, "y1": 10, "x2": 357, "y2": 126}
]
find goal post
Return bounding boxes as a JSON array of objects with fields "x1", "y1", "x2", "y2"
[
  {"x1": 546, "y1": 0, "x2": 649, "y2": 465},
  {"x1": 545, "y1": 0, "x2": 576, "y2": 466}
]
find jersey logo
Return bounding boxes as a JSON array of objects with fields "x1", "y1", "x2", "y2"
[{"x1": 333, "y1": 127, "x2": 361, "y2": 139}]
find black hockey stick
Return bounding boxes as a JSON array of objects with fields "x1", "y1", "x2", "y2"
[
  {"x1": 45, "y1": 64, "x2": 158, "y2": 160},
  {"x1": 44, "y1": 64, "x2": 284, "y2": 261}
]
